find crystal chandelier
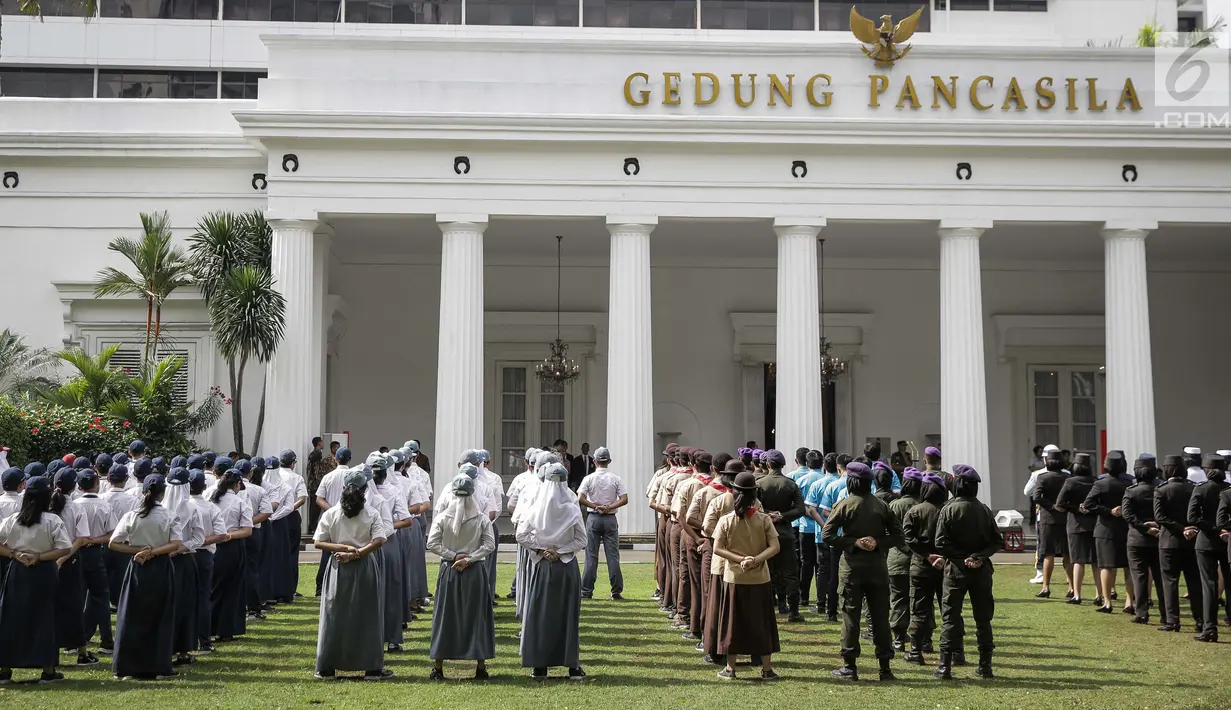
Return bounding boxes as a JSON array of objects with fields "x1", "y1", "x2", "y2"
[
  {"x1": 819, "y1": 238, "x2": 847, "y2": 388},
  {"x1": 535, "y1": 235, "x2": 581, "y2": 384}
]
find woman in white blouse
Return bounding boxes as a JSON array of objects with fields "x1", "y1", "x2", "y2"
[
  {"x1": 189, "y1": 470, "x2": 228, "y2": 655},
  {"x1": 50, "y1": 468, "x2": 93, "y2": 666},
  {"x1": 208, "y1": 470, "x2": 253, "y2": 644},
  {"x1": 109, "y1": 474, "x2": 187, "y2": 681},
  {"x1": 164, "y1": 467, "x2": 206, "y2": 667},
  {"x1": 0, "y1": 476, "x2": 73, "y2": 684},
  {"x1": 313, "y1": 469, "x2": 388, "y2": 680}
]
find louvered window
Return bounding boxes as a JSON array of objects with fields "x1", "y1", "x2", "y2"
[{"x1": 98, "y1": 343, "x2": 193, "y2": 407}]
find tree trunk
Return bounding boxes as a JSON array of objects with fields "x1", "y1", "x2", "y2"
[
  {"x1": 153, "y1": 303, "x2": 162, "y2": 362},
  {"x1": 251, "y1": 366, "x2": 268, "y2": 455},
  {"x1": 233, "y1": 353, "x2": 247, "y2": 454},
  {"x1": 143, "y1": 298, "x2": 153, "y2": 365},
  {"x1": 228, "y1": 358, "x2": 242, "y2": 453}
]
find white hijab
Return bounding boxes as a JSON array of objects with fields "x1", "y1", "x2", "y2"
[
  {"x1": 440, "y1": 474, "x2": 481, "y2": 537},
  {"x1": 165, "y1": 480, "x2": 193, "y2": 525},
  {"x1": 518, "y1": 462, "x2": 580, "y2": 550}
]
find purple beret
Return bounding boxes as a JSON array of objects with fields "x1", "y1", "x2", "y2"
[
  {"x1": 924, "y1": 446, "x2": 941, "y2": 457},
  {"x1": 922, "y1": 472, "x2": 946, "y2": 488},
  {"x1": 737, "y1": 447, "x2": 751, "y2": 457},
  {"x1": 953, "y1": 464, "x2": 981, "y2": 482},
  {"x1": 751, "y1": 449, "x2": 765, "y2": 460},
  {"x1": 765, "y1": 449, "x2": 787, "y2": 467},
  {"x1": 846, "y1": 461, "x2": 873, "y2": 481},
  {"x1": 872, "y1": 461, "x2": 891, "y2": 472},
  {"x1": 903, "y1": 467, "x2": 924, "y2": 481}
]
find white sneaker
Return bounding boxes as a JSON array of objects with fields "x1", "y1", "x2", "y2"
[{"x1": 1029, "y1": 573, "x2": 1044, "y2": 584}]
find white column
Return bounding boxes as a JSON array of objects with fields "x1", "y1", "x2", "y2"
[
  {"x1": 605, "y1": 217, "x2": 656, "y2": 535},
  {"x1": 1102, "y1": 222, "x2": 1158, "y2": 458},
  {"x1": 432, "y1": 215, "x2": 487, "y2": 499},
  {"x1": 773, "y1": 218, "x2": 825, "y2": 458},
  {"x1": 939, "y1": 219, "x2": 992, "y2": 505},
  {"x1": 265, "y1": 215, "x2": 321, "y2": 458},
  {"x1": 310, "y1": 228, "x2": 330, "y2": 453}
]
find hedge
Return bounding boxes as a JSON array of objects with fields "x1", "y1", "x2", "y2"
[{"x1": 4, "y1": 400, "x2": 132, "y2": 466}]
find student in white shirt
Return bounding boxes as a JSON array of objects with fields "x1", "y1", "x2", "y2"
[
  {"x1": 577, "y1": 447, "x2": 629, "y2": 600},
  {"x1": 189, "y1": 470, "x2": 228, "y2": 654},
  {"x1": 0, "y1": 476, "x2": 74, "y2": 684},
  {"x1": 73, "y1": 468, "x2": 118, "y2": 658},
  {"x1": 314, "y1": 448, "x2": 353, "y2": 597},
  {"x1": 50, "y1": 469, "x2": 94, "y2": 666},
  {"x1": 267, "y1": 451, "x2": 308, "y2": 603},
  {"x1": 109, "y1": 474, "x2": 187, "y2": 681},
  {"x1": 0, "y1": 467, "x2": 25, "y2": 522},
  {"x1": 237, "y1": 459, "x2": 274, "y2": 619},
  {"x1": 477, "y1": 450, "x2": 505, "y2": 601},
  {"x1": 208, "y1": 470, "x2": 254, "y2": 643},
  {"x1": 504, "y1": 448, "x2": 540, "y2": 601},
  {"x1": 164, "y1": 467, "x2": 205, "y2": 667},
  {"x1": 372, "y1": 457, "x2": 414, "y2": 652},
  {"x1": 101, "y1": 464, "x2": 141, "y2": 607}
]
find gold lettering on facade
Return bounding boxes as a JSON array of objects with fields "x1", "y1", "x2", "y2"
[
  {"x1": 694, "y1": 72, "x2": 719, "y2": 105},
  {"x1": 1002, "y1": 77, "x2": 1027, "y2": 110},
  {"x1": 970, "y1": 76, "x2": 993, "y2": 111},
  {"x1": 624, "y1": 72, "x2": 650, "y2": 107},
  {"x1": 897, "y1": 75, "x2": 921, "y2": 109},
  {"x1": 1087, "y1": 78, "x2": 1107, "y2": 111},
  {"x1": 932, "y1": 76, "x2": 958, "y2": 109},
  {"x1": 1065, "y1": 78, "x2": 1079, "y2": 111},
  {"x1": 732, "y1": 74, "x2": 757, "y2": 107},
  {"x1": 768, "y1": 74, "x2": 795, "y2": 107},
  {"x1": 663, "y1": 72, "x2": 682, "y2": 105},
  {"x1": 1117, "y1": 78, "x2": 1142, "y2": 112},
  {"x1": 1035, "y1": 77, "x2": 1055, "y2": 110},
  {"x1": 806, "y1": 74, "x2": 833, "y2": 107},
  {"x1": 869, "y1": 74, "x2": 889, "y2": 107}
]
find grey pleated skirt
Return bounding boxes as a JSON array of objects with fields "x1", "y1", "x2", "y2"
[
  {"x1": 519, "y1": 556, "x2": 581, "y2": 669},
  {"x1": 380, "y1": 533, "x2": 404, "y2": 644},
  {"x1": 316, "y1": 552, "x2": 384, "y2": 674},
  {"x1": 514, "y1": 546, "x2": 530, "y2": 620},
  {"x1": 429, "y1": 559, "x2": 496, "y2": 660},
  {"x1": 406, "y1": 518, "x2": 429, "y2": 599}
]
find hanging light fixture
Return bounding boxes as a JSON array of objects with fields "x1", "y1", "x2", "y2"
[
  {"x1": 819, "y1": 238, "x2": 847, "y2": 388},
  {"x1": 535, "y1": 235, "x2": 582, "y2": 384}
]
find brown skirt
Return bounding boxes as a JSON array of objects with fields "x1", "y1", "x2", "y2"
[
  {"x1": 702, "y1": 565, "x2": 725, "y2": 656},
  {"x1": 717, "y1": 581, "x2": 781, "y2": 657}
]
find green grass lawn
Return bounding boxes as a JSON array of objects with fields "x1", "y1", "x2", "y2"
[{"x1": 3, "y1": 562, "x2": 1226, "y2": 709}]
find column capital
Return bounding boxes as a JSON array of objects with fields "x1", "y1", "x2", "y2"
[
  {"x1": 938, "y1": 218, "x2": 992, "y2": 239},
  {"x1": 606, "y1": 216, "x2": 657, "y2": 236},
  {"x1": 267, "y1": 212, "x2": 319, "y2": 233},
  {"x1": 437, "y1": 214, "x2": 489, "y2": 233},
  {"x1": 1101, "y1": 221, "x2": 1157, "y2": 239},
  {"x1": 773, "y1": 218, "x2": 825, "y2": 239}
]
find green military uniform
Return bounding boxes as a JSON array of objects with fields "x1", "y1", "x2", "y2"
[
  {"x1": 934, "y1": 481, "x2": 1003, "y2": 678},
  {"x1": 757, "y1": 466, "x2": 806, "y2": 617},
  {"x1": 886, "y1": 492, "x2": 920, "y2": 648},
  {"x1": 902, "y1": 495, "x2": 944, "y2": 659},
  {"x1": 821, "y1": 485, "x2": 904, "y2": 673}
]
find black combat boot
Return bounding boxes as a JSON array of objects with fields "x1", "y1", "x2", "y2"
[
  {"x1": 952, "y1": 650, "x2": 967, "y2": 666},
  {"x1": 831, "y1": 656, "x2": 859, "y2": 681},
  {"x1": 904, "y1": 639, "x2": 925, "y2": 665},
  {"x1": 878, "y1": 657, "x2": 896, "y2": 681},
  {"x1": 934, "y1": 652, "x2": 953, "y2": 680},
  {"x1": 975, "y1": 649, "x2": 994, "y2": 678},
  {"x1": 787, "y1": 595, "x2": 805, "y2": 623},
  {"x1": 892, "y1": 632, "x2": 906, "y2": 652}
]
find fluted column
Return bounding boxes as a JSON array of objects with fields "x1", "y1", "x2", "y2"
[
  {"x1": 773, "y1": 218, "x2": 825, "y2": 457},
  {"x1": 606, "y1": 217, "x2": 656, "y2": 535},
  {"x1": 433, "y1": 215, "x2": 487, "y2": 500},
  {"x1": 939, "y1": 219, "x2": 992, "y2": 505},
  {"x1": 265, "y1": 215, "x2": 321, "y2": 458},
  {"x1": 1103, "y1": 222, "x2": 1158, "y2": 458}
]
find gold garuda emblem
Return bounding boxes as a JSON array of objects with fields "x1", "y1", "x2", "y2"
[{"x1": 850, "y1": 5, "x2": 925, "y2": 67}]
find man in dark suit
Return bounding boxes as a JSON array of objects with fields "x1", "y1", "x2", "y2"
[
  {"x1": 570, "y1": 443, "x2": 596, "y2": 491},
  {"x1": 1187, "y1": 453, "x2": 1228, "y2": 642}
]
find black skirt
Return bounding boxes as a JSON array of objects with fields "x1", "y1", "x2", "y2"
[
  {"x1": 717, "y1": 581, "x2": 780, "y2": 657},
  {"x1": 1068, "y1": 531, "x2": 1095, "y2": 565},
  {"x1": 245, "y1": 528, "x2": 265, "y2": 612},
  {"x1": 1095, "y1": 537, "x2": 1128, "y2": 569},
  {"x1": 0, "y1": 560, "x2": 60, "y2": 668},
  {"x1": 211, "y1": 539, "x2": 248, "y2": 638},
  {"x1": 114, "y1": 554, "x2": 175, "y2": 678},
  {"x1": 193, "y1": 550, "x2": 214, "y2": 645},
  {"x1": 54, "y1": 553, "x2": 88, "y2": 649},
  {"x1": 282, "y1": 511, "x2": 302, "y2": 600},
  {"x1": 171, "y1": 554, "x2": 199, "y2": 654},
  {"x1": 105, "y1": 547, "x2": 128, "y2": 606},
  {"x1": 1038, "y1": 523, "x2": 1069, "y2": 557},
  {"x1": 264, "y1": 518, "x2": 288, "y2": 601}
]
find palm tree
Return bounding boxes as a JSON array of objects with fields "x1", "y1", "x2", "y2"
[
  {"x1": 40, "y1": 345, "x2": 130, "y2": 410},
  {"x1": 1, "y1": 1, "x2": 98, "y2": 97},
  {"x1": 93, "y1": 211, "x2": 193, "y2": 365},
  {"x1": 106, "y1": 355, "x2": 224, "y2": 453},
  {"x1": 187, "y1": 209, "x2": 284, "y2": 453},
  {"x1": 0, "y1": 329, "x2": 58, "y2": 397}
]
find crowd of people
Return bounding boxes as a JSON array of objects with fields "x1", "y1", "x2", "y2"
[{"x1": 1025, "y1": 445, "x2": 1231, "y2": 642}]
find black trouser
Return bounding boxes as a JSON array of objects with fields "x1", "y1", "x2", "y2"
[
  {"x1": 909, "y1": 568, "x2": 943, "y2": 647},
  {"x1": 79, "y1": 545, "x2": 113, "y2": 648},
  {"x1": 940, "y1": 566, "x2": 993, "y2": 655},
  {"x1": 1159, "y1": 547, "x2": 1202, "y2": 628},
  {"x1": 1196, "y1": 549, "x2": 1230, "y2": 635},
  {"x1": 822, "y1": 544, "x2": 840, "y2": 615},
  {"x1": 799, "y1": 534, "x2": 820, "y2": 604},
  {"x1": 889, "y1": 573, "x2": 911, "y2": 638},
  {"x1": 1127, "y1": 545, "x2": 1163, "y2": 620},
  {"x1": 839, "y1": 571, "x2": 893, "y2": 660},
  {"x1": 769, "y1": 527, "x2": 799, "y2": 608}
]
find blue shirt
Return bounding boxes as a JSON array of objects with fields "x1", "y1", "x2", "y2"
[
  {"x1": 816, "y1": 473, "x2": 847, "y2": 541},
  {"x1": 794, "y1": 469, "x2": 825, "y2": 532},
  {"x1": 786, "y1": 466, "x2": 808, "y2": 483},
  {"x1": 806, "y1": 471, "x2": 838, "y2": 540}
]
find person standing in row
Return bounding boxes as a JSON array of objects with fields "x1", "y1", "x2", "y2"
[
  {"x1": 646, "y1": 444, "x2": 679, "y2": 606},
  {"x1": 239, "y1": 459, "x2": 274, "y2": 620},
  {"x1": 1057, "y1": 453, "x2": 1097, "y2": 605},
  {"x1": 816, "y1": 454, "x2": 852, "y2": 622},
  {"x1": 505, "y1": 447, "x2": 540, "y2": 602},
  {"x1": 1187, "y1": 453, "x2": 1228, "y2": 642},
  {"x1": 189, "y1": 469, "x2": 225, "y2": 654},
  {"x1": 210, "y1": 470, "x2": 253, "y2": 643},
  {"x1": 75, "y1": 467, "x2": 117, "y2": 659},
  {"x1": 313, "y1": 469, "x2": 390, "y2": 680},
  {"x1": 1154, "y1": 454, "x2": 1202, "y2": 632},
  {"x1": 1032, "y1": 448, "x2": 1073, "y2": 599},
  {"x1": 578, "y1": 447, "x2": 628, "y2": 601},
  {"x1": 101, "y1": 464, "x2": 140, "y2": 611},
  {"x1": 793, "y1": 451, "x2": 825, "y2": 611},
  {"x1": 427, "y1": 474, "x2": 497, "y2": 680},
  {"x1": 1081, "y1": 451, "x2": 1132, "y2": 614},
  {"x1": 700, "y1": 460, "x2": 747, "y2": 665},
  {"x1": 902, "y1": 472, "x2": 948, "y2": 665},
  {"x1": 0, "y1": 476, "x2": 73, "y2": 684},
  {"x1": 686, "y1": 453, "x2": 730, "y2": 646},
  {"x1": 887, "y1": 467, "x2": 923, "y2": 651},
  {"x1": 757, "y1": 450, "x2": 805, "y2": 622},
  {"x1": 314, "y1": 447, "x2": 354, "y2": 597},
  {"x1": 371, "y1": 455, "x2": 413, "y2": 653},
  {"x1": 653, "y1": 450, "x2": 691, "y2": 617},
  {"x1": 822, "y1": 462, "x2": 901, "y2": 682},
  {"x1": 1121, "y1": 455, "x2": 1164, "y2": 624},
  {"x1": 50, "y1": 469, "x2": 93, "y2": 667},
  {"x1": 163, "y1": 467, "x2": 204, "y2": 667},
  {"x1": 933, "y1": 465, "x2": 1002, "y2": 680}
]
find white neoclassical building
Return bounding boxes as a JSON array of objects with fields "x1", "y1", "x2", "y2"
[{"x1": 2, "y1": 1, "x2": 1230, "y2": 534}]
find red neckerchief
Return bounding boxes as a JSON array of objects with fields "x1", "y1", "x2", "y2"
[
  {"x1": 742, "y1": 507, "x2": 758, "y2": 519},
  {"x1": 709, "y1": 481, "x2": 728, "y2": 493},
  {"x1": 694, "y1": 473, "x2": 713, "y2": 484}
]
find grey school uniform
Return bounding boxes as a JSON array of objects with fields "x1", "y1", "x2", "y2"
[
  {"x1": 427, "y1": 506, "x2": 497, "y2": 660},
  {"x1": 313, "y1": 505, "x2": 386, "y2": 674},
  {"x1": 516, "y1": 515, "x2": 587, "y2": 669}
]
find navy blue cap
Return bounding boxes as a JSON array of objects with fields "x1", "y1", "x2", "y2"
[
  {"x1": 107, "y1": 464, "x2": 130, "y2": 482},
  {"x1": 167, "y1": 467, "x2": 191, "y2": 485},
  {"x1": 170, "y1": 456, "x2": 187, "y2": 469},
  {"x1": 142, "y1": 474, "x2": 166, "y2": 493},
  {"x1": 114, "y1": 453, "x2": 130, "y2": 466},
  {"x1": 24, "y1": 462, "x2": 46, "y2": 478},
  {"x1": 336, "y1": 447, "x2": 352, "y2": 462},
  {"x1": 129, "y1": 440, "x2": 146, "y2": 454},
  {"x1": 46, "y1": 459, "x2": 66, "y2": 475},
  {"x1": 236, "y1": 459, "x2": 252, "y2": 474},
  {"x1": 24, "y1": 475, "x2": 51, "y2": 495},
  {"x1": 94, "y1": 453, "x2": 113, "y2": 470},
  {"x1": 279, "y1": 449, "x2": 297, "y2": 465},
  {"x1": 151, "y1": 456, "x2": 168, "y2": 475},
  {"x1": 952, "y1": 464, "x2": 982, "y2": 482},
  {"x1": 188, "y1": 468, "x2": 206, "y2": 485},
  {"x1": 266, "y1": 456, "x2": 281, "y2": 469},
  {"x1": 252, "y1": 456, "x2": 266, "y2": 472},
  {"x1": 53, "y1": 468, "x2": 78, "y2": 489},
  {"x1": 202, "y1": 451, "x2": 216, "y2": 466},
  {"x1": 223, "y1": 468, "x2": 244, "y2": 483},
  {"x1": 1, "y1": 467, "x2": 26, "y2": 489},
  {"x1": 186, "y1": 454, "x2": 205, "y2": 471},
  {"x1": 77, "y1": 468, "x2": 99, "y2": 486},
  {"x1": 213, "y1": 456, "x2": 233, "y2": 472},
  {"x1": 72, "y1": 456, "x2": 91, "y2": 470},
  {"x1": 134, "y1": 458, "x2": 153, "y2": 478}
]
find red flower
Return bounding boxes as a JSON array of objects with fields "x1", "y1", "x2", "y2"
[
  {"x1": 92, "y1": 417, "x2": 101, "y2": 423},
  {"x1": 31, "y1": 428, "x2": 38, "y2": 434},
  {"x1": 89, "y1": 423, "x2": 98, "y2": 429},
  {"x1": 224, "y1": 398, "x2": 233, "y2": 405},
  {"x1": 122, "y1": 421, "x2": 130, "y2": 428},
  {"x1": 101, "y1": 428, "x2": 108, "y2": 433}
]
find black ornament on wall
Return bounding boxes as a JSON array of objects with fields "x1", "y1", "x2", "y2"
[
  {"x1": 623, "y1": 157, "x2": 640, "y2": 176},
  {"x1": 1, "y1": 171, "x2": 17, "y2": 189},
  {"x1": 281, "y1": 154, "x2": 299, "y2": 173},
  {"x1": 1122, "y1": 165, "x2": 1138, "y2": 183},
  {"x1": 251, "y1": 173, "x2": 268, "y2": 191},
  {"x1": 956, "y1": 162, "x2": 973, "y2": 181},
  {"x1": 791, "y1": 160, "x2": 808, "y2": 178},
  {"x1": 454, "y1": 156, "x2": 471, "y2": 175}
]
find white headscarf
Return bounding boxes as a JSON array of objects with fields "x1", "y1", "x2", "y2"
[
  {"x1": 443, "y1": 474, "x2": 481, "y2": 537},
  {"x1": 518, "y1": 462, "x2": 580, "y2": 550},
  {"x1": 165, "y1": 479, "x2": 193, "y2": 523}
]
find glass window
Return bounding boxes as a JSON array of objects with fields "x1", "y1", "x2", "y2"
[
  {"x1": 584, "y1": 0, "x2": 696, "y2": 28},
  {"x1": 345, "y1": 0, "x2": 459, "y2": 23},
  {"x1": 221, "y1": 71, "x2": 263, "y2": 99},
  {"x1": 701, "y1": 0, "x2": 812, "y2": 30},
  {"x1": 994, "y1": 0, "x2": 1045, "y2": 10},
  {"x1": 0, "y1": 67, "x2": 94, "y2": 97},
  {"x1": 467, "y1": 0, "x2": 577, "y2": 26},
  {"x1": 1, "y1": 0, "x2": 91, "y2": 15},
  {"x1": 98, "y1": 70, "x2": 217, "y2": 99},
  {"x1": 821, "y1": 1, "x2": 930, "y2": 31},
  {"x1": 224, "y1": 0, "x2": 339, "y2": 21},
  {"x1": 934, "y1": 0, "x2": 987, "y2": 8},
  {"x1": 100, "y1": 0, "x2": 217, "y2": 18}
]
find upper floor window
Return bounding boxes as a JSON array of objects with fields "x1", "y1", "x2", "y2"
[
  {"x1": 935, "y1": 0, "x2": 1045, "y2": 9},
  {"x1": 221, "y1": 71, "x2": 264, "y2": 99},
  {"x1": 101, "y1": 0, "x2": 218, "y2": 18},
  {"x1": 701, "y1": 0, "x2": 813, "y2": 30},
  {"x1": 467, "y1": 0, "x2": 577, "y2": 25},
  {"x1": 98, "y1": 70, "x2": 217, "y2": 98},
  {"x1": 934, "y1": 0, "x2": 987, "y2": 9},
  {"x1": 0, "y1": 67, "x2": 94, "y2": 97},
  {"x1": 223, "y1": 0, "x2": 340, "y2": 21},
  {"x1": 344, "y1": 0, "x2": 460, "y2": 23},
  {"x1": 583, "y1": 0, "x2": 696, "y2": 28},
  {"x1": 820, "y1": 1, "x2": 930, "y2": 31},
  {"x1": 1, "y1": 0, "x2": 91, "y2": 14}
]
